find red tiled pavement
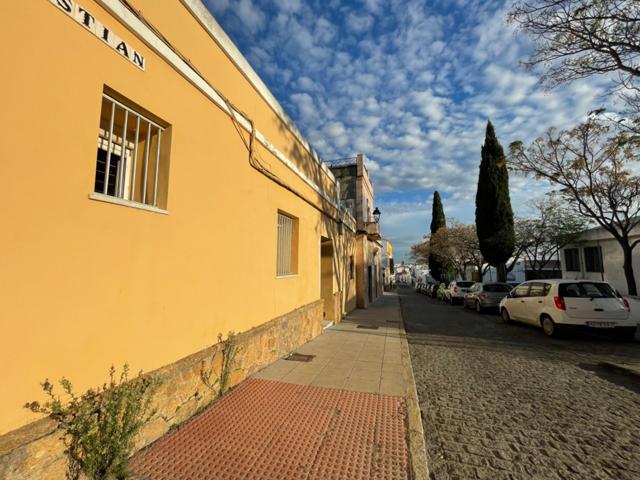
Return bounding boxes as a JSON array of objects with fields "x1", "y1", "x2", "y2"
[{"x1": 130, "y1": 378, "x2": 409, "y2": 480}]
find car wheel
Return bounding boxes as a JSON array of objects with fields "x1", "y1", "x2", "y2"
[
  {"x1": 541, "y1": 315, "x2": 557, "y2": 337},
  {"x1": 475, "y1": 301, "x2": 483, "y2": 314},
  {"x1": 501, "y1": 308, "x2": 511, "y2": 324}
]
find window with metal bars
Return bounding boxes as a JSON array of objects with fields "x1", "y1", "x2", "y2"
[
  {"x1": 277, "y1": 212, "x2": 298, "y2": 276},
  {"x1": 94, "y1": 92, "x2": 170, "y2": 209}
]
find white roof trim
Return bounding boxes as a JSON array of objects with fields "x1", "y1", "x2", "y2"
[
  {"x1": 94, "y1": 0, "x2": 343, "y2": 215},
  {"x1": 179, "y1": 0, "x2": 335, "y2": 183}
]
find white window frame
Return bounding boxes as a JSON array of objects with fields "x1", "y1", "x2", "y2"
[{"x1": 90, "y1": 93, "x2": 167, "y2": 212}]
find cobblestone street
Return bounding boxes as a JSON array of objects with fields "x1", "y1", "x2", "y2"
[{"x1": 399, "y1": 286, "x2": 640, "y2": 480}]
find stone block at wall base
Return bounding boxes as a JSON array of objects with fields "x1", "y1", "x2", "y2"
[{"x1": 0, "y1": 299, "x2": 323, "y2": 479}]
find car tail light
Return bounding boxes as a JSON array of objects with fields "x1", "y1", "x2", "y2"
[
  {"x1": 623, "y1": 297, "x2": 630, "y2": 311},
  {"x1": 553, "y1": 296, "x2": 566, "y2": 310},
  {"x1": 479, "y1": 293, "x2": 487, "y2": 300}
]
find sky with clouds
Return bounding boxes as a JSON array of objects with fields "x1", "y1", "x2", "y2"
[{"x1": 204, "y1": 0, "x2": 613, "y2": 261}]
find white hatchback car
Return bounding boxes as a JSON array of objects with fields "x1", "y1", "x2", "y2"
[{"x1": 499, "y1": 280, "x2": 637, "y2": 337}]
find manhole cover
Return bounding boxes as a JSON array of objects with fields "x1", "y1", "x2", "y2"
[
  {"x1": 357, "y1": 325, "x2": 379, "y2": 330},
  {"x1": 285, "y1": 353, "x2": 315, "y2": 362}
]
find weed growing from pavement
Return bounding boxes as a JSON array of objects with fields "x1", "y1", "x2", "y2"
[{"x1": 25, "y1": 365, "x2": 160, "y2": 480}]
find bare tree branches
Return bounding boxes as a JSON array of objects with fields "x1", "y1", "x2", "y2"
[
  {"x1": 508, "y1": 118, "x2": 640, "y2": 293},
  {"x1": 514, "y1": 195, "x2": 587, "y2": 277},
  {"x1": 508, "y1": 0, "x2": 640, "y2": 113}
]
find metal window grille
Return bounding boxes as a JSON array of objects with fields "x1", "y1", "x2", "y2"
[
  {"x1": 277, "y1": 213, "x2": 295, "y2": 276},
  {"x1": 95, "y1": 94, "x2": 165, "y2": 207}
]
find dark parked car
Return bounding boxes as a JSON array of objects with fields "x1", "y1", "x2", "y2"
[{"x1": 463, "y1": 282, "x2": 513, "y2": 313}]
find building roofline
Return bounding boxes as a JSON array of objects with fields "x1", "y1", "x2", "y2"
[{"x1": 178, "y1": 0, "x2": 335, "y2": 183}]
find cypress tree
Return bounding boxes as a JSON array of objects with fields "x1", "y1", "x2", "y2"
[
  {"x1": 428, "y1": 191, "x2": 446, "y2": 281},
  {"x1": 430, "y1": 191, "x2": 446, "y2": 234},
  {"x1": 475, "y1": 121, "x2": 515, "y2": 282}
]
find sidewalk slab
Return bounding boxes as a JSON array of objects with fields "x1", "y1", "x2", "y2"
[
  {"x1": 130, "y1": 293, "x2": 427, "y2": 480},
  {"x1": 254, "y1": 293, "x2": 406, "y2": 396}
]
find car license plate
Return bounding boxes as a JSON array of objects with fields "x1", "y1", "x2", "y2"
[{"x1": 587, "y1": 322, "x2": 615, "y2": 328}]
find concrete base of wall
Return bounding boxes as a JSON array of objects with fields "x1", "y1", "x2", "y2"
[{"x1": 0, "y1": 299, "x2": 323, "y2": 479}]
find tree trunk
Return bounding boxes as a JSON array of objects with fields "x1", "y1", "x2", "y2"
[
  {"x1": 496, "y1": 263, "x2": 507, "y2": 282},
  {"x1": 622, "y1": 245, "x2": 638, "y2": 296}
]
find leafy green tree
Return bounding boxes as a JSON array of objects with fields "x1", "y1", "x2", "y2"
[
  {"x1": 476, "y1": 121, "x2": 515, "y2": 282},
  {"x1": 428, "y1": 191, "x2": 447, "y2": 281}
]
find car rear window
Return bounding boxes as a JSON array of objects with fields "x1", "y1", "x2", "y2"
[
  {"x1": 457, "y1": 282, "x2": 474, "y2": 288},
  {"x1": 483, "y1": 284, "x2": 512, "y2": 293},
  {"x1": 559, "y1": 282, "x2": 615, "y2": 298}
]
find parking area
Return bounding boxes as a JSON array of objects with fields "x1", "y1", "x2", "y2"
[{"x1": 399, "y1": 286, "x2": 640, "y2": 480}]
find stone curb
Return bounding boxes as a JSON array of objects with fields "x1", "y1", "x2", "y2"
[
  {"x1": 394, "y1": 294, "x2": 429, "y2": 480},
  {"x1": 599, "y1": 361, "x2": 640, "y2": 381}
]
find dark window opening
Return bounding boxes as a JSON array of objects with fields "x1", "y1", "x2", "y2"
[
  {"x1": 584, "y1": 246, "x2": 603, "y2": 273},
  {"x1": 564, "y1": 248, "x2": 580, "y2": 272},
  {"x1": 94, "y1": 149, "x2": 122, "y2": 197}
]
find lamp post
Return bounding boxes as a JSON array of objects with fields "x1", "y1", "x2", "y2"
[{"x1": 372, "y1": 207, "x2": 381, "y2": 223}]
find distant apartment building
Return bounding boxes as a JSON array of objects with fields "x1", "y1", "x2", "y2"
[
  {"x1": 329, "y1": 154, "x2": 383, "y2": 308},
  {"x1": 560, "y1": 224, "x2": 640, "y2": 295},
  {"x1": 0, "y1": 1, "x2": 359, "y2": 475}
]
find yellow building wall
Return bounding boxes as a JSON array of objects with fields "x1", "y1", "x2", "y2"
[{"x1": 0, "y1": 0, "x2": 354, "y2": 435}]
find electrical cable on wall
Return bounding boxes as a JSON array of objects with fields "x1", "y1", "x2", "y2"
[
  {"x1": 118, "y1": 0, "x2": 347, "y2": 227},
  {"x1": 221, "y1": 97, "x2": 346, "y2": 226}
]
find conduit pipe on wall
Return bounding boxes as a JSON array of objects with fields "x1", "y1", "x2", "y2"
[{"x1": 97, "y1": 0, "x2": 354, "y2": 230}]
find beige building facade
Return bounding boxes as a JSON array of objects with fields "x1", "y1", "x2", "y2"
[
  {"x1": 0, "y1": 1, "x2": 361, "y2": 476},
  {"x1": 329, "y1": 154, "x2": 384, "y2": 309}
]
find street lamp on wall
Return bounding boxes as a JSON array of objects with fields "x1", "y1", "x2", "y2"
[{"x1": 373, "y1": 207, "x2": 381, "y2": 223}]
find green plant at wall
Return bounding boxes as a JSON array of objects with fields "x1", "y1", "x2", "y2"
[
  {"x1": 200, "y1": 331, "x2": 241, "y2": 398},
  {"x1": 24, "y1": 365, "x2": 160, "y2": 480}
]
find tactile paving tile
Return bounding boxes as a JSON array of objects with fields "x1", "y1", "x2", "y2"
[{"x1": 130, "y1": 378, "x2": 409, "y2": 480}]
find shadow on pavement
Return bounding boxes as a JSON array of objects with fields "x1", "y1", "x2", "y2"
[{"x1": 578, "y1": 363, "x2": 640, "y2": 395}]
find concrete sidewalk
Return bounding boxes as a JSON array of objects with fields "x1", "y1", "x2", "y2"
[
  {"x1": 131, "y1": 292, "x2": 427, "y2": 480},
  {"x1": 253, "y1": 293, "x2": 406, "y2": 395}
]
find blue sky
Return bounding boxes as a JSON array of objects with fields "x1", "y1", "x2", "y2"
[{"x1": 204, "y1": 0, "x2": 612, "y2": 261}]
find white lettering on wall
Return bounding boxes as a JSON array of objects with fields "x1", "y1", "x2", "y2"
[{"x1": 49, "y1": 0, "x2": 146, "y2": 70}]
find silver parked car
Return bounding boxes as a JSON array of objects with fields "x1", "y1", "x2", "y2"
[{"x1": 463, "y1": 282, "x2": 513, "y2": 313}]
